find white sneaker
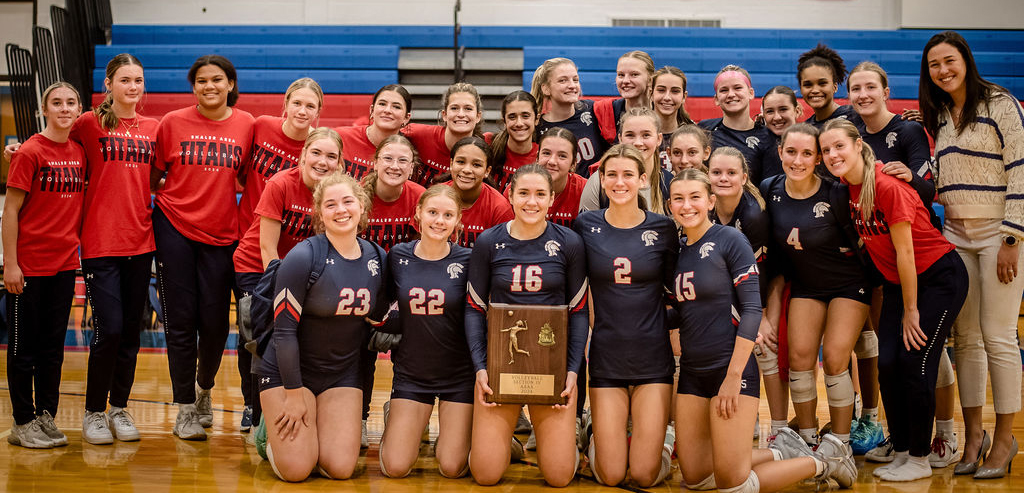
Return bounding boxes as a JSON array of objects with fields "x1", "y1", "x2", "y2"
[
  {"x1": 361, "y1": 419, "x2": 369, "y2": 449},
  {"x1": 173, "y1": 404, "x2": 207, "y2": 441},
  {"x1": 525, "y1": 430, "x2": 537, "y2": 450},
  {"x1": 36, "y1": 411, "x2": 68, "y2": 447},
  {"x1": 866, "y1": 435, "x2": 894, "y2": 463},
  {"x1": 8, "y1": 419, "x2": 54, "y2": 448},
  {"x1": 194, "y1": 384, "x2": 213, "y2": 428},
  {"x1": 82, "y1": 411, "x2": 114, "y2": 445},
  {"x1": 108, "y1": 407, "x2": 140, "y2": 442},
  {"x1": 815, "y1": 434, "x2": 856, "y2": 489},
  {"x1": 927, "y1": 433, "x2": 961, "y2": 468}
]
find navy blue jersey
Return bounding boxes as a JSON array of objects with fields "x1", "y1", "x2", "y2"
[
  {"x1": 265, "y1": 236, "x2": 389, "y2": 389},
  {"x1": 712, "y1": 192, "x2": 772, "y2": 305},
  {"x1": 761, "y1": 176, "x2": 868, "y2": 292},
  {"x1": 698, "y1": 118, "x2": 774, "y2": 186},
  {"x1": 465, "y1": 223, "x2": 589, "y2": 374},
  {"x1": 671, "y1": 224, "x2": 761, "y2": 372},
  {"x1": 574, "y1": 210, "x2": 679, "y2": 380},
  {"x1": 759, "y1": 132, "x2": 783, "y2": 183},
  {"x1": 538, "y1": 99, "x2": 609, "y2": 177},
  {"x1": 805, "y1": 104, "x2": 863, "y2": 129},
  {"x1": 857, "y1": 115, "x2": 939, "y2": 228},
  {"x1": 387, "y1": 242, "x2": 475, "y2": 392}
]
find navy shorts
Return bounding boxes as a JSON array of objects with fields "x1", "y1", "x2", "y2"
[
  {"x1": 677, "y1": 355, "x2": 760, "y2": 399},
  {"x1": 258, "y1": 355, "x2": 361, "y2": 396},
  {"x1": 390, "y1": 387, "x2": 474, "y2": 405},
  {"x1": 589, "y1": 374, "x2": 674, "y2": 389},
  {"x1": 790, "y1": 282, "x2": 871, "y2": 305}
]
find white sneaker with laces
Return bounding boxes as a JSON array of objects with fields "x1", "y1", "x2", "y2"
[
  {"x1": 36, "y1": 410, "x2": 68, "y2": 446},
  {"x1": 927, "y1": 433, "x2": 961, "y2": 468},
  {"x1": 82, "y1": 410, "x2": 114, "y2": 445},
  {"x1": 8, "y1": 419, "x2": 54, "y2": 448},
  {"x1": 108, "y1": 407, "x2": 141, "y2": 442}
]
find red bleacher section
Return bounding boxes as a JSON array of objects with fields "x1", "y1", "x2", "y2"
[{"x1": 94, "y1": 93, "x2": 923, "y2": 129}]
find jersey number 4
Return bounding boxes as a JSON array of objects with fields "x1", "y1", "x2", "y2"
[
  {"x1": 786, "y1": 227, "x2": 803, "y2": 250},
  {"x1": 409, "y1": 288, "x2": 445, "y2": 315},
  {"x1": 613, "y1": 257, "x2": 632, "y2": 284},
  {"x1": 511, "y1": 265, "x2": 543, "y2": 292},
  {"x1": 336, "y1": 288, "x2": 371, "y2": 316}
]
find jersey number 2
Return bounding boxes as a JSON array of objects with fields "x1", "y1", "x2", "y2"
[
  {"x1": 613, "y1": 257, "x2": 632, "y2": 284},
  {"x1": 786, "y1": 228, "x2": 803, "y2": 250},
  {"x1": 409, "y1": 288, "x2": 445, "y2": 315},
  {"x1": 337, "y1": 288, "x2": 371, "y2": 316},
  {"x1": 511, "y1": 265, "x2": 542, "y2": 292}
]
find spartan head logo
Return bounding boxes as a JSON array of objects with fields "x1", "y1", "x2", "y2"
[
  {"x1": 699, "y1": 242, "x2": 716, "y2": 259},
  {"x1": 813, "y1": 201, "x2": 831, "y2": 218},
  {"x1": 367, "y1": 259, "x2": 380, "y2": 276},
  {"x1": 447, "y1": 262, "x2": 465, "y2": 279},
  {"x1": 641, "y1": 230, "x2": 659, "y2": 246},
  {"x1": 886, "y1": 131, "x2": 898, "y2": 148},
  {"x1": 745, "y1": 136, "x2": 760, "y2": 149},
  {"x1": 544, "y1": 240, "x2": 562, "y2": 257},
  {"x1": 580, "y1": 112, "x2": 593, "y2": 126}
]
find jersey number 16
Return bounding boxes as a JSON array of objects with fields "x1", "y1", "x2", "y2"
[{"x1": 510, "y1": 265, "x2": 543, "y2": 292}]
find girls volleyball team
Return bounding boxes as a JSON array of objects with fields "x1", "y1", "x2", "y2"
[{"x1": 3, "y1": 29, "x2": 1021, "y2": 489}]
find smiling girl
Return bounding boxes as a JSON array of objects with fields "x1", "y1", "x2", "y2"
[
  {"x1": 798, "y1": 44, "x2": 860, "y2": 129},
  {"x1": 404, "y1": 82, "x2": 486, "y2": 186},
  {"x1": 581, "y1": 108, "x2": 670, "y2": 215},
  {"x1": 594, "y1": 51, "x2": 657, "y2": 144},
  {"x1": 444, "y1": 137, "x2": 513, "y2": 247},
  {"x1": 338, "y1": 84, "x2": 412, "y2": 179},
  {"x1": 532, "y1": 57, "x2": 608, "y2": 177},
  {"x1": 699, "y1": 65, "x2": 773, "y2": 186},
  {"x1": 490, "y1": 91, "x2": 540, "y2": 191}
]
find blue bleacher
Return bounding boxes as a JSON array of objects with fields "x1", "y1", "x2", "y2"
[
  {"x1": 111, "y1": 25, "x2": 454, "y2": 47},
  {"x1": 96, "y1": 68, "x2": 397, "y2": 94},
  {"x1": 95, "y1": 44, "x2": 399, "y2": 69}
]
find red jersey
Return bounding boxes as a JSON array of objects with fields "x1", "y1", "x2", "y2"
[
  {"x1": 445, "y1": 181, "x2": 513, "y2": 248},
  {"x1": 337, "y1": 125, "x2": 377, "y2": 180},
  {"x1": 846, "y1": 162, "x2": 955, "y2": 284},
  {"x1": 72, "y1": 111, "x2": 158, "y2": 258},
  {"x1": 232, "y1": 167, "x2": 313, "y2": 273},
  {"x1": 496, "y1": 143, "x2": 539, "y2": 191},
  {"x1": 237, "y1": 116, "x2": 304, "y2": 237},
  {"x1": 155, "y1": 106, "x2": 254, "y2": 245},
  {"x1": 6, "y1": 133, "x2": 86, "y2": 275},
  {"x1": 502, "y1": 172, "x2": 586, "y2": 228},
  {"x1": 402, "y1": 124, "x2": 451, "y2": 187},
  {"x1": 361, "y1": 180, "x2": 425, "y2": 252}
]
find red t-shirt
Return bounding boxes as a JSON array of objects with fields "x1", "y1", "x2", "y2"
[
  {"x1": 445, "y1": 181, "x2": 513, "y2": 248},
  {"x1": 72, "y1": 111, "x2": 158, "y2": 258},
  {"x1": 237, "y1": 116, "x2": 305, "y2": 238},
  {"x1": 846, "y1": 162, "x2": 955, "y2": 283},
  {"x1": 337, "y1": 124, "x2": 377, "y2": 180},
  {"x1": 496, "y1": 143, "x2": 539, "y2": 191},
  {"x1": 232, "y1": 167, "x2": 313, "y2": 273},
  {"x1": 155, "y1": 106, "x2": 254, "y2": 245},
  {"x1": 549, "y1": 173, "x2": 587, "y2": 228},
  {"x1": 6, "y1": 133, "x2": 86, "y2": 275},
  {"x1": 403, "y1": 124, "x2": 451, "y2": 187},
  {"x1": 360, "y1": 180, "x2": 425, "y2": 252}
]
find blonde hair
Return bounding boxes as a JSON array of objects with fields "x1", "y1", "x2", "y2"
[
  {"x1": 708, "y1": 147, "x2": 766, "y2": 211},
  {"x1": 42, "y1": 81, "x2": 81, "y2": 109},
  {"x1": 312, "y1": 171, "x2": 371, "y2": 234},
  {"x1": 597, "y1": 143, "x2": 650, "y2": 212},
  {"x1": 847, "y1": 61, "x2": 889, "y2": 89},
  {"x1": 822, "y1": 119, "x2": 877, "y2": 221},
  {"x1": 440, "y1": 82, "x2": 484, "y2": 136},
  {"x1": 299, "y1": 127, "x2": 342, "y2": 172},
  {"x1": 619, "y1": 50, "x2": 656, "y2": 95},
  {"x1": 283, "y1": 77, "x2": 324, "y2": 115},
  {"x1": 617, "y1": 107, "x2": 665, "y2": 214},
  {"x1": 415, "y1": 184, "x2": 463, "y2": 242},
  {"x1": 671, "y1": 168, "x2": 714, "y2": 198},
  {"x1": 530, "y1": 57, "x2": 576, "y2": 113}
]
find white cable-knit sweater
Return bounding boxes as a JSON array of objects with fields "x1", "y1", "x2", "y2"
[{"x1": 935, "y1": 92, "x2": 1024, "y2": 239}]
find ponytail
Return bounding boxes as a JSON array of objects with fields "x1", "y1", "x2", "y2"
[{"x1": 95, "y1": 53, "x2": 144, "y2": 131}]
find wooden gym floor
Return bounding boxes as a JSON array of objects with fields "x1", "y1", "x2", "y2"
[{"x1": 0, "y1": 350, "x2": 1021, "y2": 492}]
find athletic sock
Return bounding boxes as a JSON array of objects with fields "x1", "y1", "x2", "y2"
[
  {"x1": 799, "y1": 428, "x2": 817, "y2": 446},
  {"x1": 833, "y1": 432, "x2": 850, "y2": 445},
  {"x1": 770, "y1": 420, "x2": 788, "y2": 435},
  {"x1": 934, "y1": 419, "x2": 954, "y2": 439},
  {"x1": 873, "y1": 451, "x2": 909, "y2": 477},
  {"x1": 861, "y1": 407, "x2": 879, "y2": 423},
  {"x1": 880, "y1": 455, "x2": 931, "y2": 481}
]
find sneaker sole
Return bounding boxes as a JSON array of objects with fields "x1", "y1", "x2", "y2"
[
  {"x1": 7, "y1": 435, "x2": 53, "y2": 449},
  {"x1": 113, "y1": 431, "x2": 141, "y2": 442},
  {"x1": 929, "y1": 451, "x2": 962, "y2": 468},
  {"x1": 83, "y1": 435, "x2": 114, "y2": 445},
  {"x1": 174, "y1": 429, "x2": 207, "y2": 441}
]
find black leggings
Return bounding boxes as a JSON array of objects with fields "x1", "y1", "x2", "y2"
[
  {"x1": 153, "y1": 206, "x2": 234, "y2": 404},
  {"x1": 83, "y1": 254, "x2": 154, "y2": 412},
  {"x1": 878, "y1": 251, "x2": 968, "y2": 457},
  {"x1": 235, "y1": 272, "x2": 261, "y2": 422},
  {"x1": 6, "y1": 270, "x2": 75, "y2": 424}
]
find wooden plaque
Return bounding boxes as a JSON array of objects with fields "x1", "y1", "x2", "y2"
[{"x1": 486, "y1": 303, "x2": 568, "y2": 405}]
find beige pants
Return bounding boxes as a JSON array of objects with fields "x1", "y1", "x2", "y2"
[{"x1": 944, "y1": 218, "x2": 1023, "y2": 414}]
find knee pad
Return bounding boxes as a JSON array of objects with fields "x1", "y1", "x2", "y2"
[
  {"x1": 378, "y1": 439, "x2": 391, "y2": 478},
  {"x1": 266, "y1": 442, "x2": 287, "y2": 481},
  {"x1": 824, "y1": 370, "x2": 856, "y2": 407},
  {"x1": 317, "y1": 465, "x2": 333, "y2": 479},
  {"x1": 684, "y1": 473, "x2": 717, "y2": 491},
  {"x1": 755, "y1": 343, "x2": 779, "y2": 376},
  {"x1": 854, "y1": 330, "x2": 879, "y2": 359},
  {"x1": 789, "y1": 369, "x2": 817, "y2": 404},
  {"x1": 936, "y1": 349, "x2": 955, "y2": 388},
  {"x1": 587, "y1": 439, "x2": 606, "y2": 485},
  {"x1": 719, "y1": 471, "x2": 759, "y2": 493},
  {"x1": 439, "y1": 461, "x2": 470, "y2": 479}
]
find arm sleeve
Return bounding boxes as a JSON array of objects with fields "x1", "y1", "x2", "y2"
[
  {"x1": 272, "y1": 241, "x2": 314, "y2": 389},
  {"x1": 564, "y1": 232, "x2": 590, "y2": 374},
  {"x1": 578, "y1": 173, "x2": 601, "y2": 212},
  {"x1": 994, "y1": 96, "x2": 1024, "y2": 238},
  {"x1": 727, "y1": 236, "x2": 762, "y2": 342},
  {"x1": 903, "y1": 122, "x2": 937, "y2": 207},
  {"x1": 464, "y1": 234, "x2": 493, "y2": 372}
]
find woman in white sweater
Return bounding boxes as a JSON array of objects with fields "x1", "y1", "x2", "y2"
[{"x1": 919, "y1": 30, "x2": 1024, "y2": 480}]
